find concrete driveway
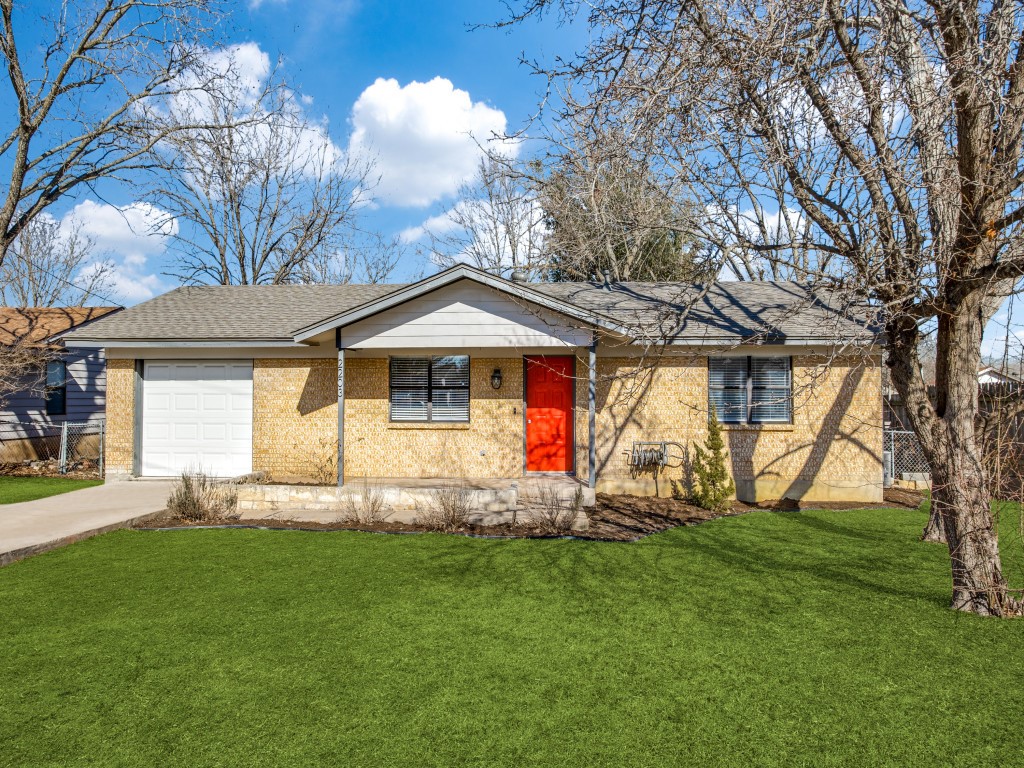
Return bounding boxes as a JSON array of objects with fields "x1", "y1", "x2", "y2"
[{"x1": 0, "y1": 480, "x2": 172, "y2": 566}]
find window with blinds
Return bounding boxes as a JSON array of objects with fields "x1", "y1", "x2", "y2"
[
  {"x1": 708, "y1": 357, "x2": 791, "y2": 424},
  {"x1": 389, "y1": 356, "x2": 470, "y2": 422}
]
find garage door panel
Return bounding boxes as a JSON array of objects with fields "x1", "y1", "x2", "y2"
[
  {"x1": 174, "y1": 393, "x2": 200, "y2": 411},
  {"x1": 147, "y1": 392, "x2": 171, "y2": 412},
  {"x1": 145, "y1": 364, "x2": 173, "y2": 382},
  {"x1": 141, "y1": 360, "x2": 253, "y2": 477},
  {"x1": 203, "y1": 423, "x2": 226, "y2": 441},
  {"x1": 147, "y1": 424, "x2": 170, "y2": 441},
  {"x1": 173, "y1": 423, "x2": 199, "y2": 441},
  {"x1": 202, "y1": 393, "x2": 227, "y2": 411}
]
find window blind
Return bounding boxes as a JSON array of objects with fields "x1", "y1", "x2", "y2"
[
  {"x1": 708, "y1": 356, "x2": 791, "y2": 424},
  {"x1": 708, "y1": 357, "x2": 748, "y2": 422},
  {"x1": 389, "y1": 356, "x2": 469, "y2": 422},
  {"x1": 750, "y1": 357, "x2": 791, "y2": 423}
]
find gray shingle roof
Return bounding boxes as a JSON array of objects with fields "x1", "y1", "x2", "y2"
[
  {"x1": 66, "y1": 278, "x2": 876, "y2": 345},
  {"x1": 533, "y1": 281, "x2": 877, "y2": 343},
  {"x1": 65, "y1": 284, "x2": 405, "y2": 342}
]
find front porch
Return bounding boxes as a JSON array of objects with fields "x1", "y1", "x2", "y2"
[{"x1": 235, "y1": 474, "x2": 595, "y2": 528}]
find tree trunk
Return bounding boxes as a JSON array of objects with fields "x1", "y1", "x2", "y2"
[
  {"x1": 924, "y1": 297, "x2": 1018, "y2": 616},
  {"x1": 921, "y1": 501, "x2": 946, "y2": 542},
  {"x1": 930, "y1": 454, "x2": 1014, "y2": 615}
]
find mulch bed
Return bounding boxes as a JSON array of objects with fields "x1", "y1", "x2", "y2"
[
  {"x1": 137, "y1": 488, "x2": 925, "y2": 543},
  {"x1": 0, "y1": 461, "x2": 101, "y2": 481}
]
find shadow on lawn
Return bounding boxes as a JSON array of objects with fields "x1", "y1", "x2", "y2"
[
  {"x1": 767, "y1": 508, "x2": 899, "y2": 543},
  {"x1": 657, "y1": 513, "x2": 946, "y2": 608},
  {"x1": 415, "y1": 509, "x2": 947, "y2": 610}
]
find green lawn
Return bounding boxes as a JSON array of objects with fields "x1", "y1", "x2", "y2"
[
  {"x1": 0, "y1": 475, "x2": 102, "y2": 504},
  {"x1": 1, "y1": 505, "x2": 1023, "y2": 767}
]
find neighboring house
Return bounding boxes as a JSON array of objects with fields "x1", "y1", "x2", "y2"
[
  {"x1": 977, "y1": 366, "x2": 1021, "y2": 386},
  {"x1": 885, "y1": 366, "x2": 1022, "y2": 429},
  {"x1": 66, "y1": 264, "x2": 884, "y2": 502},
  {"x1": 0, "y1": 307, "x2": 122, "y2": 460}
]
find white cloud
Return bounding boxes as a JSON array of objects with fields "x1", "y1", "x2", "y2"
[
  {"x1": 155, "y1": 42, "x2": 347, "y2": 182},
  {"x1": 75, "y1": 260, "x2": 164, "y2": 305},
  {"x1": 196, "y1": 42, "x2": 271, "y2": 110},
  {"x1": 399, "y1": 209, "x2": 462, "y2": 244},
  {"x1": 60, "y1": 200, "x2": 177, "y2": 305},
  {"x1": 348, "y1": 77, "x2": 515, "y2": 207},
  {"x1": 65, "y1": 201, "x2": 177, "y2": 267}
]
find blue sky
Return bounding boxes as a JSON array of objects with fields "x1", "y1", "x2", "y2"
[
  {"x1": 7, "y1": 1, "x2": 1022, "y2": 363},
  {"x1": 21, "y1": 0, "x2": 583, "y2": 305}
]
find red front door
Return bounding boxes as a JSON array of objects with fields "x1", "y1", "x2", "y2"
[{"x1": 525, "y1": 355, "x2": 575, "y2": 472}]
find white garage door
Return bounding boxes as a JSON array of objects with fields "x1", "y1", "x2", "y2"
[{"x1": 141, "y1": 360, "x2": 253, "y2": 477}]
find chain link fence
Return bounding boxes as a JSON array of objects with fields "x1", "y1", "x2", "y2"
[
  {"x1": 0, "y1": 419, "x2": 105, "y2": 476},
  {"x1": 883, "y1": 429, "x2": 930, "y2": 486}
]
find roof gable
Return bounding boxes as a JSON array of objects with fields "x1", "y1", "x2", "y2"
[
  {"x1": 292, "y1": 264, "x2": 620, "y2": 342},
  {"x1": 336, "y1": 279, "x2": 594, "y2": 349}
]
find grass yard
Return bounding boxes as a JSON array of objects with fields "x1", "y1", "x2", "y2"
[
  {"x1": 1, "y1": 504, "x2": 1023, "y2": 767},
  {"x1": 0, "y1": 475, "x2": 102, "y2": 504}
]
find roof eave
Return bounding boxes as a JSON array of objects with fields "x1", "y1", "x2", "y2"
[
  {"x1": 65, "y1": 338, "x2": 301, "y2": 348},
  {"x1": 664, "y1": 334, "x2": 884, "y2": 346}
]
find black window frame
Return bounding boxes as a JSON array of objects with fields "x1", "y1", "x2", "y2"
[
  {"x1": 389, "y1": 355, "x2": 471, "y2": 423},
  {"x1": 44, "y1": 359, "x2": 67, "y2": 416},
  {"x1": 708, "y1": 356, "x2": 792, "y2": 424}
]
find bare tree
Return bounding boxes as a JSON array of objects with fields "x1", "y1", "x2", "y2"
[
  {"x1": 299, "y1": 232, "x2": 404, "y2": 285},
  {"x1": 0, "y1": 0, "x2": 218, "y2": 265},
  {"x1": 420, "y1": 155, "x2": 547, "y2": 278},
  {"x1": 1, "y1": 215, "x2": 115, "y2": 306},
  {"x1": 153, "y1": 56, "x2": 377, "y2": 285},
  {"x1": 537, "y1": 126, "x2": 706, "y2": 281},
  {"x1": 507, "y1": 0, "x2": 1024, "y2": 615}
]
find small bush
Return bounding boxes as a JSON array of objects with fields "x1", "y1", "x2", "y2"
[
  {"x1": 167, "y1": 468, "x2": 238, "y2": 522},
  {"x1": 528, "y1": 486, "x2": 584, "y2": 533},
  {"x1": 692, "y1": 406, "x2": 735, "y2": 512},
  {"x1": 340, "y1": 479, "x2": 389, "y2": 524},
  {"x1": 421, "y1": 483, "x2": 472, "y2": 531},
  {"x1": 306, "y1": 436, "x2": 338, "y2": 485}
]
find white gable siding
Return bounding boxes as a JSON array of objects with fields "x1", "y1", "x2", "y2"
[{"x1": 338, "y1": 280, "x2": 592, "y2": 349}]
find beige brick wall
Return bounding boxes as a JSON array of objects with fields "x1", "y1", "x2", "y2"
[
  {"x1": 106, "y1": 350, "x2": 882, "y2": 501},
  {"x1": 580, "y1": 354, "x2": 884, "y2": 502},
  {"x1": 104, "y1": 358, "x2": 136, "y2": 475},
  {"x1": 252, "y1": 358, "x2": 338, "y2": 482},
  {"x1": 343, "y1": 357, "x2": 524, "y2": 479}
]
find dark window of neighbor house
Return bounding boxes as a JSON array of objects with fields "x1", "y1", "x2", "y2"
[
  {"x1": 45, "y1": 360, "x2": 67, "y2": 416},
  {"x1": 708, "y1": 356, "x2": 791, "y2": 424},
  {"x1": 390, "y1": 356, "x2": 470, "y2": 422}
]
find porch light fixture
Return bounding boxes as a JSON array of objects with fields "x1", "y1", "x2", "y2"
[{"x1": 490, "y1": 368, "x2": 503, "y2": 390}]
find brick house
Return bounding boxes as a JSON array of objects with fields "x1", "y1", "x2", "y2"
[{"x1": 65, "y1": 264, "x2": 884, "y2": 502}]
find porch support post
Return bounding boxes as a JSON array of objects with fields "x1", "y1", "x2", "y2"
[
  {"x1": 336, "y1": 328, "x2": 345, "y2": 487},
  {"x1": 588, "y1": 332, "x2": 597, "y2": 489}
]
